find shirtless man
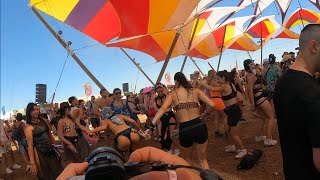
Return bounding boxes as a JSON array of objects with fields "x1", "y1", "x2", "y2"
[
  {"x1": 95, "y1": 89, "x2": 113, "y2": 118},
  {"x1": 95, "y1": 89, "x2": 113, "y2": 145}
]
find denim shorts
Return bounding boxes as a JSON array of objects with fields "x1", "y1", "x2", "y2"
[{"x1": 17, "y1": 138, "x2": 28, "y2": 154}]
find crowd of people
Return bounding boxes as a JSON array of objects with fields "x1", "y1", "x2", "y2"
[{"x1": 1, "y1": 24, "x2": 319, "y2": 180}]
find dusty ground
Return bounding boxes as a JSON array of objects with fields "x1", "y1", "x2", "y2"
[{"x1": 0, "y1": 108, "x2": 284, "y2": 180}]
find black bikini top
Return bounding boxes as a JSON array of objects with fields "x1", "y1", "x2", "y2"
[
  {"x1": 222, "y1": 83, "x2": 237, "y2": 101},
  {"x1": 174, "y1": 89, "x2": 199, "y2": 112}
]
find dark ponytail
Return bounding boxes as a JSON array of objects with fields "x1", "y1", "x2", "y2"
[
  {"x1": 174, "y1": 72, "x2": 192, "y2": 91},
  {"x1": 217, "y1": 70, "x2": 235, "y2": 84}
]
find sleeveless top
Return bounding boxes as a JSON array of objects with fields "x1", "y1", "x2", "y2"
[
  {"x1": 210, "y1": 91, "x2": 222, "y2": 98},
  {"x1": 31, "y1": 119, "x2": 52, "y2": 148},
  {"x1": 111, "y1": 100, "x2": 128, "y2": 116},
  {"x1": 221, "y1": 84, "x2": 237, "y2": 101},
  {"x1": 126, "y1": 101, "x2": 138, "y2": 121}
]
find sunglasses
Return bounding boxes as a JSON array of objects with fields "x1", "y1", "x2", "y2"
[{"x1": 115, "y1": 92, "x2": 122, "y2": 95}]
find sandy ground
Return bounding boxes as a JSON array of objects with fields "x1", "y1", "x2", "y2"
[{"x1": 0, "y1": 108, "x2": 284, "y2": 180}]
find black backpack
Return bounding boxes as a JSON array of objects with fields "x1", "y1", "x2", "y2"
[
  {"x1": 237, "y1": 149, "x2": 263, "y2": 170},
  {"x1": 12, "y1": 123, "x2": 23, "y2": 141}
]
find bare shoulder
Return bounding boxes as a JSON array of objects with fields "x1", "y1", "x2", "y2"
[
  {"x1": 96, "y1": 98, "x2": 102, "y2": 106},
  {"x1": 193, "y1": 88, "x2": 203, "y2": 95},
  {"x1": 25, "y1": 125, "x2": 34, "y2": 132},
  {"x1": 247, "y1": 73, "x2": 255, "y2": 80}
]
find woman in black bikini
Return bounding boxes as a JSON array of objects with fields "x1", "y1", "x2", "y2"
[
  {"x1": 231, "y1": 68, "x2": 246, "y2": 121},
  {"x1": 150, "y1": 72, "x2": 214, "y2": 169},
  {"x1": 85, "y1": 107, "x2": 142, "y2": 153},
  {"x1": 57, "y1": 103, "x2": 82, "y2": 163},
  {"x1": 244, "y1": 59, "x2": 277, "y2": 146},
  {"x1": 200, "y1": 71, "x2": 247, "y2": 159}
]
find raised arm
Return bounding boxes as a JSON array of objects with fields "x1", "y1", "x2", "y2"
[
  {"x1": 197, "y1": 89, "x2": 215, "y2": 108},
  {"x1": 87, "y1": 121, "x2": 108, "y2": 134},
  {"x1": 200, "y1": 82, "x2": 223, "y2": 92}
]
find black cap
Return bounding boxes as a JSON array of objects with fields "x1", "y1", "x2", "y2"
[
  {"x1": 243, "y1": 59, "x2": 254, "y2": 71},
  {"x1": 269, "y1": 54, "x2": 276, "y2": 64}
]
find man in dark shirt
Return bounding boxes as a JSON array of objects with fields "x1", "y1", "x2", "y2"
[
  {"x1": 274, "y1": 24, "x2": 320, "y2": 179},
  {"x1": 315, "y1": 72, "x2": 320, "y2": 85}
]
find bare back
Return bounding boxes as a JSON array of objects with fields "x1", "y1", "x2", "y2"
[
  {"x1": 171, "y1": 87, "x2": 201, "y2": 123},
  {"x1": 104, "y1": 119, "x2": 131, "y2": 135}
]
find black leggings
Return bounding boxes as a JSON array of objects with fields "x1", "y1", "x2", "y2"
[{"x1": 160, "y1": 111, "x2": 176, "y2": 151}]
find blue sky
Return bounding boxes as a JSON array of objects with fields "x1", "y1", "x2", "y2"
[{"x1": 1, "y1": 0, "x2": 319, "y2": 112}]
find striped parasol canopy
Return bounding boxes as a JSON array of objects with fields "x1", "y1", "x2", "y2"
[
  {"x1": 246, "y1": 15, "x2": 281, "y2": 46},
  {"x1": 106, "y1": 6, "x2": 243, "y2": 61},
  {"x1": 275, "y1": 8, "x2": 320, "y2": 39},
  {"x1": 30, "y1": 0, "x2": 120, "y2": 43},
  {"x1": 189, "y1": 16, "x2": 255, "y2": 59},
  {"x1": 30, "y1": 0, "x2": 205, "y2": 43}
]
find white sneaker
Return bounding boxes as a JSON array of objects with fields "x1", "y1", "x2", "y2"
[
  {"x1": 225, "y1": 145, "x2": 236, "y2": 153},
  {"x1": 264, "y1": 138, "x2": 277, "y2": 146},
  {"x1": 235, "y1": 149, "x2": 247, "y2": 159},
  {"x1": 173, "y1": 149, "x2": 180, "y2": 156},
  {"x1": 255, "y1": 136, "x2": 266, "y2": 143},
  {"x1": 26, "y1": 164, "x2": 31, "y2": 171},
  {"x1": 6, "y1": 167, "x2": 13, "y2": 174},
  {"x1": 12, "y1": 164, "x2": 21, "y2": 169}
]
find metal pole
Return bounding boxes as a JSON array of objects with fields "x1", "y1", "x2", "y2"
[
  {"x1": 120, "y1": 48, "x2": 155, "y2": 86},
  {"x1": 156, "y1": 29, "x2": 182, "y2": 83},
  {"x1": 260, "y1": 21, "x2": 263, "y2": 65},
  {"x1": 217, "y1": 25, "x2": 228, "y2": 71},
  {"x1": 180, "y1": 15, "x2": 201, "y2": 72},
  {"x1": 31, "y1": 6, "x2": 106, "y2": 90},
  {"x1": 208, "y1": 62, "x2": 215, "y2": 70},
  {"x1": 297, "y1": 5, "x2": 305, "y2": 28},
  {"x1": 247, "y1": 51, "x2": 253, "y2": 60},
  {"x1": 189, "y1": 56, "x2": 204, "y2": 76}
]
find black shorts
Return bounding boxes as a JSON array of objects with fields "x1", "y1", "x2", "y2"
[
  {"x1": 179, "y1": 118, "x2": 208, "y2": 148},
  {"x1": 224, "y1": 104, "x2": 242, "y2": 127},
  {"x1": 114, "y1": 128, "x2": 132, "y2": 152}
]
